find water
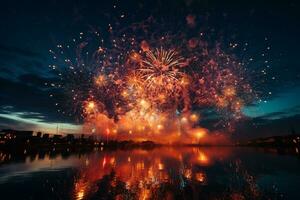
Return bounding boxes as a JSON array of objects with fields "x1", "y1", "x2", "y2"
[{"x1": 0, "y1": 147, "x2": 300, "y2": 200}]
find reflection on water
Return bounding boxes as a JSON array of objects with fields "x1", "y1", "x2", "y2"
[
  {"x1": 73, "y1": 148, "x2": 227, "y2": 200},
  {"x1": 0, "y1": 147, "x2": 300, "y2": 199}
]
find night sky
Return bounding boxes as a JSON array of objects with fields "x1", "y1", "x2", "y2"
[{"x1": 0, "y1": 0, "x2": 300, "y2": 139}]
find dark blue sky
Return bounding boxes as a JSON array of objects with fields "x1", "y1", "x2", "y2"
[{"x1": 0, "y1": 0, "x2": 300, "y2": 139}]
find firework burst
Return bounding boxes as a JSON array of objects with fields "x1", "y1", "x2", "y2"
[
  {"x1": 138, "y1": 48, "x2": 187, "y2": 107},
  {"x1": 49, "y1": 9, "x2": 262, "y2": 142}
]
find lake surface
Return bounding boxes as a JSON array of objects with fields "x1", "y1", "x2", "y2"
[{"x1": 0, "y1": 147, "x2": 300, "y2": 200}]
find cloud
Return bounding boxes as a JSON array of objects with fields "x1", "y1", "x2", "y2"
[
  {"x1": 258, "y1": 111, "x2": 287, "y2": 120},
  {"x1": 0, "y1": 43, "x2": 51, "y2": 82},
  {"x1": 0, "y1": 113, "x2": 81, "y2": 134},
  {"x1": 0, "y1": 42, "x2": 82, "y2": 132},
  {"x1": 233, "y1": 113, "x2": 300, "y2": 140},
  {"x1": 0, "y1": 116, "x2": 37, "y2": 131},
  {"x1": 243, "y1": 87, "x2": 300, "y2": 118},
  {"x1": 0, "y1": 76, "x2": 75, "y2": 125}
]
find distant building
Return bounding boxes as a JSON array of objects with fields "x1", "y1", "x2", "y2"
[
  {"x1": 66, "y1": 134, "x2": 75, "y2": 140},
  {"x1": 42, "y1": 134, "x2": 49, "y2": 139},
  {"x1": 53, "y1": 135, "x2": 62, "y2": 139},
  {"x1": 36, "y1": 132, "x2": 42, "y2": 138},
  {"x1": 2, "y1": 130, "x2": 33, "y2": 139}
]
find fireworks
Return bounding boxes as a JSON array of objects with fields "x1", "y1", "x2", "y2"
[
  {"x1": 139, "y1": 48, "x2": 185, "y2": 95},
  {"x1": 49, "y1": 8, "x2": 259, "y2": 143},
  {"x1": 134, "y1": 48, "x2": 189, "y2": 111}
]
